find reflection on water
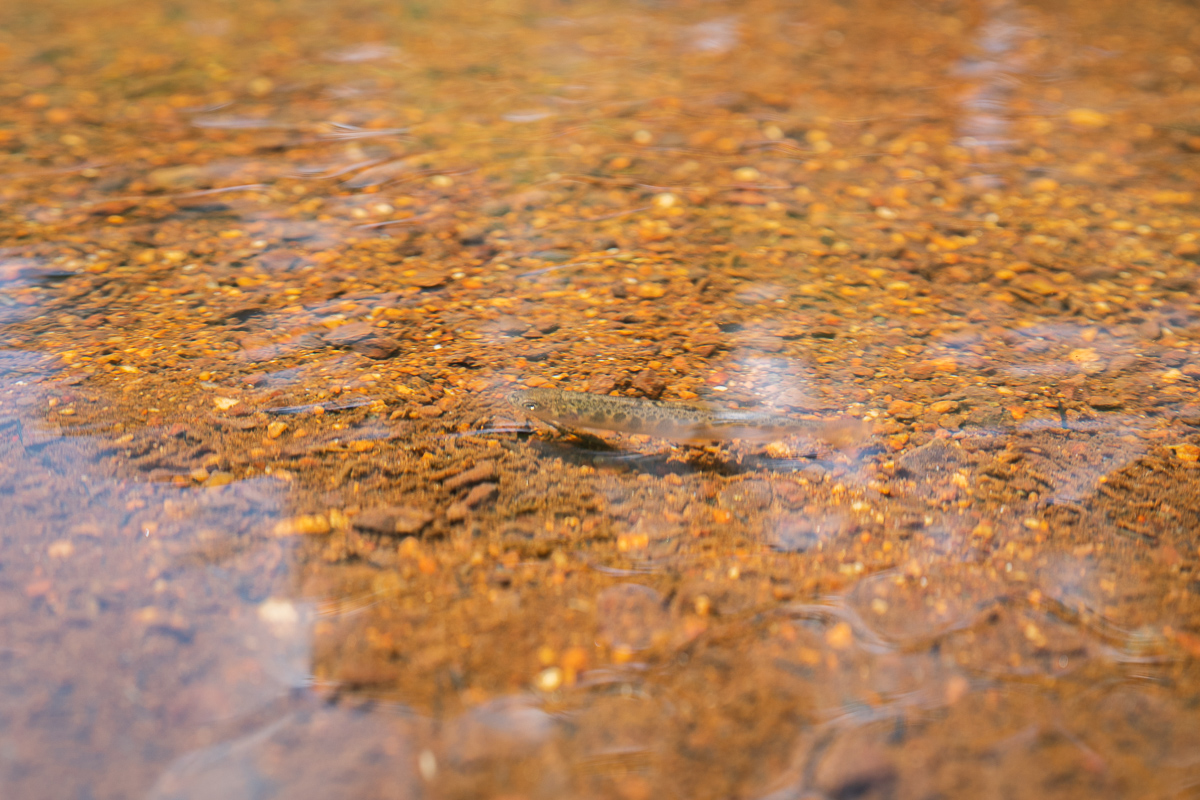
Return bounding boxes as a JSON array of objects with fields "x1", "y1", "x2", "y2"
[
  {"x1": 0, "y1": 371, "x2": 306, "y2": 797},
  {"x1": 2, "y1": 0, "x2": 1200, "y2": 797},
  {"x1": 149, "y1": 702, "x2": 420, "y2": 800}
]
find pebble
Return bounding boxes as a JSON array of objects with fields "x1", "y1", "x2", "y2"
[
  {"x1": 353, "y1": 505, "x2": 435, "y2": 536},
  {"x1": 634, "y1": 283, "x2": 666, "y2": 299},
  {"x1": 146, "y1": 164, "x2": 206, "y2": 189},
  {"x1": 971, "y1": 521, "x2": 995, "y2": 540},
  {"x1": 322, "y1": 322, "x2": 373, "y2": 347},
  {"x1": 445, "y1": 482, "x2": 499, "y2": 523},
  {"x1": 928, "y1": 399, "x2": 959, "y2": 415},
  {"x1": 462, "y1": 482, "x2": 498, "y2": 508},
  {"x1": 443, "y1": 461, "x2": 497, "y2": 490},
  {"x1": 204, "y1": 471, "x2": 235, "y2": 487},
  {"x1": 631, "y1": 369, "x2": 666, "y2": 399},
  {"x1": 273, "y1": 514, "x2": 332, "y2": 536},
  {"x1": 409, "y1": 271, "x2": 447, "y2": 289},
  {"x1": 1172, "y1": 444, "x2": 1200, "y2": 462},
  {"x1": 587, "y1": 374, "x2": 620, "y2": 394},
  {"x1": 887, "y1": 400, "x2": 924, "y2": 420},
  {"x1": 1087, "y1": 395, "x2": 1124, "y2": 410},
  {"x1": 351, "y1": 334, "x2": 401, "y2": 360}
]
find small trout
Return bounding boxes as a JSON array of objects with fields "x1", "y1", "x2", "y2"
[{"x1": 509, "y1": 387, "x2": 868, "y2": 446}]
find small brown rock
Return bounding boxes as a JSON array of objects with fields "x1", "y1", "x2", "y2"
[
  {"x1": 225, "y1": 402, "x2": 254, "y2": 417},
  {"x1": 909, "y1": 361, "x2": 936, "y2": 379},
  {"x1": 456, "y1": 224, "x2": 487, "y2": 244},
  {"x1": 227, "y1": 305, "x2": 266, "y2": 323},
  {"x1": 1173, "y1": 241, "x2": 1200, "y2": 260},
  {"x1": 444, "y1": 461, "x2": 497, "y2": 490},
  {"x1": 323, "y1": 322, "x2": 372, "y2": 347},
  {"x1": 410, "y1": 271, "x2": 447, "y2": 289},
  {"x1": 634, "y1": 283, "x2": 666, "y2": 299},
  {"x1": 463, "y1": 482, "x2": 498, "y2": 508},
  {"x1": 1087, "y1": 395, "x2": 1124, "y2": 410},
  {"x1": 147, "y1": 164, "x2": 206, "y2": 189},
  {"x1": 204, "y1": 471, "x2": 236, "y2": 487},
  {"x1": 887, "y1": 400, "x2": 924, "y2": 420},
  {"x1": 928, "y1": 399, "x2": 960, "y2": 415},
  {"x1": 1173, "y1": 444, "x2": 1200, "y2": 462},
  {"x1": 408, "y1": 403, "x2": 440, "y2": 418},
  {"x1": 352, "y1": 334, "x2": 401, "y2": 359},
  {"x1": 631, "y1": 369, "x2": 666, "y2": 399},
  {"x1": 354, "y1": 505, "x2": 435, "y2": 536},
  {"x1": 587, "y1": 374, "x2": 620, "y2": 395},
  {"x1": 255, "y1": 249, "x2": 302, "y2": 271},
  {"x1": 274, "y1": 514, "x2": 331, "y2": 536}
]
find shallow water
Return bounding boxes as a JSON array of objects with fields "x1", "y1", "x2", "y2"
[{"x1": 2, "y1": 0, "x2": 1200, "y2": 798}]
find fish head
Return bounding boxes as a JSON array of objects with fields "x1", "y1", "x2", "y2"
[{"x1": 506, "y1": 387, "x2": 558, "y2": 418}]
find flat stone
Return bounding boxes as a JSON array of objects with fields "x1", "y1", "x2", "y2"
[
  {"x1": 928, "y1": 399, "x2": 960, "y2": 415},
  {"x1": 1087, "y1": 395, "x2": 1124, "y2": 410},
  {"x1": 443, "y1": 461, "x2": 497, "y2": 491},
  {"x1": 351, "y1": 334, "x2": 400, "y2": 359},
  {"x1": 462, "y1": 482, "x2": 498, "y2": 508},
  {"x1": 353, "y1": 505, "x2": 434, "y2": 536},
  {"x1": 323, "y1": 322, "x2": 373, "y2": 347}
]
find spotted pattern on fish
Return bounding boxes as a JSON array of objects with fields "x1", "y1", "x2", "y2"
[{"x1": 508, "y1": 387, "x2": 867, "y2": 445}]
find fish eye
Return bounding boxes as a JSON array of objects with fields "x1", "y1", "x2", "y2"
[{"x1": 524, "y1": 401, "x2": 540, "y2": 411}]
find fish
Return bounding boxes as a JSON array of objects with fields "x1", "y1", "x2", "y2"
[{"x1": 508, "y1": 387, "x2": 869, "y2": 446}]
